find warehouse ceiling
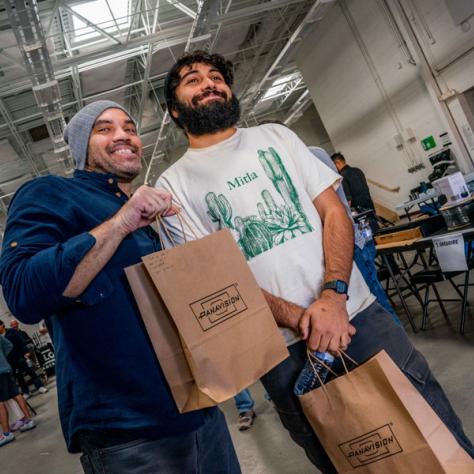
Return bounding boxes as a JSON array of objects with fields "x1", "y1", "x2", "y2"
[{"x1": 0, "y1": 0, "x2": 335, "y2": 232}]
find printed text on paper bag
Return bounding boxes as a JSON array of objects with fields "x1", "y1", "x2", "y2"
[
  {"x1": 338, "y1": 424, "x2": 403, "y2": 468},
  {"x1": 190, "y1": 285, "x2": 248, "y2": 331}
]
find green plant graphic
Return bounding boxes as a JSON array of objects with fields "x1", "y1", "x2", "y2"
[
  {"x1": 234, "y1": 216, "x2": 273, "y2": 258},
  {"x1": 205, "y1": 192, "x2": 234, "y2": 229},
  {"x1": 204, "y1": 147, "x2": 314, "y2": 260},
  {"x1": 258, "y1": 147, "x2": 313, "y2": 233}
]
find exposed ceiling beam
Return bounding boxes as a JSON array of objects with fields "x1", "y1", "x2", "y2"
[
  {"x1": 136, "y1": 45, "x2": 154, "y2": 131},
  {"x1": 104, "y1": 0, "x2": 124, "y2": 41},
  {"x1": 165, "y1": 0, "x2": 197, "y2": 19},
  {"x1": 61, "y1": 2, "x2": 122, "y2": 46},
  {"x1": 284, "y1": 89, "x2": 311, "y2": 125},
  {"x1": 71, "y1": 65, "x2": 84, "y2": 109},
  {"x1": 0, "y1": 49, "x2": 26, "y2": 70},
  {"x1": 146, "y1": 0, "x2": 221, "y2": 180},
  {"x1": 0, "y1": 0, "x2": 308, "y2": 98},
  {"x1": 243, "y1": 0, "x2": 336, "y2": 114},
  {"x1": 0, "y1": 97, "x2": 40, "y2": 175},
  {"x1": 45, "y1": 0, "x2": 61, "y2": 39}
]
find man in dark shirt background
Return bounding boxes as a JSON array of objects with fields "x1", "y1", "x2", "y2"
[
  {"x1": 0, "y1": 321, "x2": 47, "y2": 399},
  {"x1": 331, "y1": 152, "x2": 375, "y2": 212}
]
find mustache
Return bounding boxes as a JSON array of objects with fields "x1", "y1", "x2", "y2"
[{"x1": 192, "y1": 88, "x2": 228, "y2": 106}]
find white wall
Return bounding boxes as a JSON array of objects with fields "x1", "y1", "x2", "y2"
[
  {"x1": 290, "y1": 105, "x2": 335, "y2": 152},
  {"x1": 296, "y1": 0, "x2": 474, "y2": 211}
]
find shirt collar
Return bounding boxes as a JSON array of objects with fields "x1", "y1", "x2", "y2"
[{"x1": 73, "y1": 170, "x2": 119, "y2": 190}]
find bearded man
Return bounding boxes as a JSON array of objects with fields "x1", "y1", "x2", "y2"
[{"x1": 156, "y1": 51, "x2": 474, "y2": 473}]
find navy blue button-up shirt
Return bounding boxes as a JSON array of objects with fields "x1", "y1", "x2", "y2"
[{"x1": 0, "y1": 170, "x2": 205, "y2": 452}]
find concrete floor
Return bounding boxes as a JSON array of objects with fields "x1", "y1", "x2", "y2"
[{"x1": 1, "y1": 275, "x2": 473, "y2": 474}]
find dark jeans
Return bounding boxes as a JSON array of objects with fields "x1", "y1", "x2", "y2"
[
  {"x1": 14, "y1": 358, "x2": 43, "y2": 395},
  {"x1": 354, "y1": 241, "x2": 400, "y2": 322},
  {"x1": 79, "y1": 408, "x2": 241, "y2": 474},
  {"x1": 260, "y1": 302, "x2": 474, "y2": 473}
]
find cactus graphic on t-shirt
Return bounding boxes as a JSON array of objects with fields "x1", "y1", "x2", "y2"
[
  {"x1": 205, "y1": 192, "x2": 234, "y2": 229},
  {"x1": 204, "y1": 147, "x2": 314, "y2": 260}
]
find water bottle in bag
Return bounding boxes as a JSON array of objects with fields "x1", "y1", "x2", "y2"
[{"x1": 294, "y1": 351, "x2": 335, "y2": 396}]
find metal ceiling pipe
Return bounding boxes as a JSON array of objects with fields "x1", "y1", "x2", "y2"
[{"x1": 4, "y1": 0, "x2": 73, "y2": 172}]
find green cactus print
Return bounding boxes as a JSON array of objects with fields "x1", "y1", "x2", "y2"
[
  {"x1": 205, "y1": 192, "x2": 234, "y2": 229},
  {"x1": 205, "y1": 147, "x2": 314, "y2": 260}
]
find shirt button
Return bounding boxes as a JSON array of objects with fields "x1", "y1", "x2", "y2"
[
  {"x1": 115, "y1": 192, "x2": 121, "y2": 198},
  {"x1": 99, "y1": 292, "x2": 104, "y2": 298},
  {"x1": 10, "y1": 242, "x2": 18, "y2": 248},
  {"x1": 108, "y1": 178, "x2": 114, "y2": 184},
  {"x1": 75, "y1": 299, "x2": 81, "y2": 303}
]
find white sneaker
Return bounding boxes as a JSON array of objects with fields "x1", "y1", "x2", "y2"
[
  {"x1": 22, "y1": 393, "x2": 31, "y2": 400},
  {"x1": 19, "y1": 419, "x2": 36, "y2": 432},
  {"x1": 0, "y1": 432, "x2": 15, "y2": 447},
  {"x1": 10, "y1": 420, "x2": 24, "y2": 432},
  {"x1": 38, "y1": 387, "x2": 48, "y2": 394}
]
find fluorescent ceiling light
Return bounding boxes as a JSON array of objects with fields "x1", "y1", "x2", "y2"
[
  {"x1": 262, "y1": 73, "x2": 301, "y2": 100},
  {"x1": 71, "y1": 0, "x2": 130, "y2": 42}
]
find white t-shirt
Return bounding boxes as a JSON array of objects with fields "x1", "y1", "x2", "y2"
[{"x1": 156, "y1": 124, "x2": 375, "y2": 345}]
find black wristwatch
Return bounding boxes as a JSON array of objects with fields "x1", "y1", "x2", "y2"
[{"x1": 323, "y1": 280, "x2": 349, "y2": 299}]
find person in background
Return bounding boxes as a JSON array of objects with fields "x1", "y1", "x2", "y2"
[
  {"x1": 38, "y1": 321, "x2": 53, "y2": 346},
  {"x1": 234, "y1": 388, "x2": 256, "y2": 431},
  {"x1": 0, "y1": 100, "x2": 240, "y2": 474},
  {"x1": 0, "y1": 320, "x2": 47, "y2": 399},
  {"x1": 9, "y1": 320, "x2": 33, "y2": 347},
  {"x1": 0, "y1": 334, "x2": 36, "y2": 447},
  {"x1": 309, "y1": 147, "x2": 397, "y2": 320},
  {"x1": 331, "y1": 152, "x2": 375, "y2": 212}
]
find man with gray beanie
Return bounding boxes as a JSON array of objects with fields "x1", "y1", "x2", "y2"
[{"x1": 0, "y1": 101, "x2": 240, "y2": 473}]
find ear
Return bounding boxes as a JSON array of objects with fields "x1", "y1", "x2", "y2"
[{"x1": 171, "y1": 108, "x2": 179, "y2": 119}]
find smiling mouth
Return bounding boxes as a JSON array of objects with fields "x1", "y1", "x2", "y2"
[
  {"x1": 193, "y1": 90, "x2": 227, "y2": 105},
  {"x1": 109, "y1": 146, "x2": 138, "y2": 158},
  {"x1": 201, "y1": 94, "x2": 223, "y2": 101}
]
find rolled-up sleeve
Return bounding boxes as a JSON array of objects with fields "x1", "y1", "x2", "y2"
[{"x1": 0, "y1": 178, "x2": 96, "y2": 323}]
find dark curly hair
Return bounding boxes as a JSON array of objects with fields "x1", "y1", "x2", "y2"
[{"x1": 164, "y1": 50, "x2": 234, "y2": 128}]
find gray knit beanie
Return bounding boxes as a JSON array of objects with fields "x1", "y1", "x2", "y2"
[{"x1": 64, "y1": 100, "x2": 133, "y2": 170}]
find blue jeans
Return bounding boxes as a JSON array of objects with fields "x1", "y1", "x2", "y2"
[
  {"x1": 234, "y1": 388, "x2": 255, "y2": 414},
  {"x1": 79, "y1": 409, "x2": 240, "y2": 474},
  {"x1": 260, "y1": 302, "x2": 474, "y2": 473},
  {"x1": 354, "y1": 241, "x2": 400, "y2": 322}
]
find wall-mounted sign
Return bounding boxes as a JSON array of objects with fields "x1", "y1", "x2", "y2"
[
  {"x1": 439, "y1": 132, "x2": 451, "y2": 147},
  {"x1": 421, "y1": 135, "x2": 436, "y2": 151}
]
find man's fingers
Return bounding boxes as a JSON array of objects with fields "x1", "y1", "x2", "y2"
[
  {"x1": 299, "y1": 312, "x2": 311, "y2": 340},
  {"x1": 341, "y1": 333, "x2": 351, "y2": 349},
  {"x1": 315, "y1": 333, "x2": 330, "y2": 353},
  {"x1": 328, "y1": 336, "x2": 340, "y2": 354},
  {"x1": 348, "y1": 323, "x2": 356, "y2": 336},
  {"x1": 308, "y1": 332, "x2": 322, "y2": 352}
]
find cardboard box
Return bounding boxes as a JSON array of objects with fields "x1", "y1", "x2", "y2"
[
  {"x1": 374, "y1": 227, "x2": 422, "y2": 245},
  {"x1": 432, "y1": 172, "x2": 469, "y2": 203}
]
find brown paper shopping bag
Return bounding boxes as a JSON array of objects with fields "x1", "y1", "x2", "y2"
[
  {"x1": 124, "y1": 262, "x2": 216, "y2": 413},
  {"x1": 300, "y1": 350, "x2": 474, "y2": 473},
  {"x1": 141, "y1": 228, "x2": 289, "y2": 404}
]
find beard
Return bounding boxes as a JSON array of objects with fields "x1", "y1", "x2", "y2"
[{"x1": 174, "y1": 92, "x2": 240, "y2": 135}]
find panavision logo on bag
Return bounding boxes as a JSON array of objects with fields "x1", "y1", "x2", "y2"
[
  {"x1": 190, "y1": 284, "x2": 248, "y2": 331},
  {"x1": 338, "y1": 424, "x2": 402, "y2": 468}
]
